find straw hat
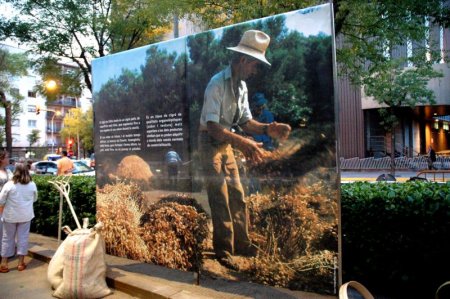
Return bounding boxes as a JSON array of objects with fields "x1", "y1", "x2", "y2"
[{"x1": 227, "y1": 30, "x2": 271, "y2": 66}]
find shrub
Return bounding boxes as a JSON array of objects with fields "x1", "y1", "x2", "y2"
[
  {"x1": 341, "y1": 181, "x2": 450, "y2": 298},
  {"x1": 32, "y1": 175, "x2": 96, "y2": 236}
]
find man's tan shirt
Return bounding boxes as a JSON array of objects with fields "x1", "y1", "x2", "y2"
[{"x1": 57, "y1": 157, "x2": 74, "y2": 176}]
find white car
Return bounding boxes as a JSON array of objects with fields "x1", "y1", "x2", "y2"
[{"x1": 31, "y1": 160, "x2": 95, "y2": 176}]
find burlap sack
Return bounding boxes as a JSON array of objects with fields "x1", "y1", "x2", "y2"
[
  {"x1": 48, "y1": 225, "x2": 111, "y2": 298},
  {"x1": 47, "y1": 237, "x2": 65, "y2": 290}
]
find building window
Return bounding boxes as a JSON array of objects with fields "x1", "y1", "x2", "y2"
[
  {"x1": 28, "y1": 105, "x2": 37, "y2": 113},
  {"x1": 443, "y1": 123, "x2": 449, "y2": 131},
  {"x1": 28, "y1": 90, "x2": 36, "y2": 98},
  {"x1": 28, "y1": 120, "x2": 37, "y2": 128},
  {"x1": 12, "y1": 119, "x2": 20, "y2": 127},
  {"x1": 434, "y1": 121, "x2": 439, "y2": 130}
]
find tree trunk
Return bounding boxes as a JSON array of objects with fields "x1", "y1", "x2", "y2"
[{"x1": 0, "y1": 91, "x2": 12, "y2": 155}]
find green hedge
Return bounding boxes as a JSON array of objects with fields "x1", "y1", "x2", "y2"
[
  {"x1": 31, "y1": 175, "x2": 96, "y2": 237},
  {"x1": 341, "y1": 181, "x2": 450, "y2": 298}
]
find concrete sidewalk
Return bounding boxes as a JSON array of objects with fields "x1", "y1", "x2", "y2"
[
  {"x1": 4, "y1": 233, "x2": 336, "y2": 299},
  {"x1": 0, "y1": 256, "x2": 134, "y2": 299}
]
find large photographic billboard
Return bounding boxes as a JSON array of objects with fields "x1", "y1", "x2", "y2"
[{"x1": 93, "y1": 3, "x2": 338, "y2": 295}]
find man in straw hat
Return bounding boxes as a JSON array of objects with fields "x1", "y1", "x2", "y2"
[{"x1": 198, "y1": 30, "x2": 291, "y2": 268}]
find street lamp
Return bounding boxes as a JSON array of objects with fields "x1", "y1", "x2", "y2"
[{"x1": 45, "y1": 79, "x2": 57, "y2": 91}]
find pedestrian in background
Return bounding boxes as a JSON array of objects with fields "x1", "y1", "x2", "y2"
[
  {"x1": 250, "y1": 92, "x2": 275, "y2": 151},
  {"x1": 165, "y1": 149, "x2": 182, "y2": 189},
  {"x1": 57, "y1": 150, "x2": 74, "y2": 176},
  {"x1": 427, "y1": 145, "x2": 437, "y2": 170},
  {"x1": 5, "y1": 158, "x2": 15, "y2": 173},
  {"x1": 26, "y1": 160, "x2": 33, "y2": 171},
  {"x1": 0, "y1": 163, "x2": 38, "y2": 273},
  {"x1": 0, "y1": 151, "x2": 13, "y2": 254}
]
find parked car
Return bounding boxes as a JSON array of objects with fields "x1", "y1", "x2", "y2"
[
  {"x1": 43, "y1": 154, "x2": 62, "y2": 161},
  {"x1": 30, "y1": 160, "x2": 95, "y2": 176}
]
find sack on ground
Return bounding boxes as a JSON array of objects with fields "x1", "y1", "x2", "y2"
[{"x1": 48, "y1": 223, "x2": 111, "y2": 298}]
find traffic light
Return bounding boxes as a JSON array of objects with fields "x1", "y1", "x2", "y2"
[
  {"x1": 67, "y1": 139, "x2": 74, "y2": 157},
  {"x1": 36, "y1": 106, "x2": 40, "y2": 115}
]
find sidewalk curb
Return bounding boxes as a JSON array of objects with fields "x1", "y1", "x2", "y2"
[{"x1": 28, "y1": 244, "x2": 210, "y2": 299}]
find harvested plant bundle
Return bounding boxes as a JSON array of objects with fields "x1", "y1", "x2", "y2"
[
  {"x1": 113, "y1": 155, "x2": 153, "y2": 190},
  {"x1": 247, "y1": 178, "x2": 337, "y2": 293},
  {"x1": 158, "y1": 193, "x2": 208, "y2": 216},
  {"x1": 140, "y1": 201, "x2": 208, "y2": 271},
  {"x1": 97, "y1": 182, "x2": 151, "y2": 261},
  {"x1": 249, "y1": 250, "x2": 335, "y2": 292}
]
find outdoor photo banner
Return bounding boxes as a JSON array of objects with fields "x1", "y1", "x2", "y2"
[{"x1": 92, "y1": 3, "x2": 338, "y2": 295}]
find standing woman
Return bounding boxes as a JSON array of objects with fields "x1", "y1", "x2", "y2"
[
  {"x1": 0, "y1": 151, "x2": 13, "y2": 254},
  {"x1": 0, "y1": 163, "x2": 37, "y2": 272}
]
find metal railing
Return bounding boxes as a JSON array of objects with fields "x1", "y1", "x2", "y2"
[
  {"x1": 415, "y1": 170, "x2": 450, "y2": 182},
  {"x1": 340, "y1": 155, "x2": 450, "y2": 170}
]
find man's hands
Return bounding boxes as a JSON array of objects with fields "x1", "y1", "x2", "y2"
[
  {"x1": 238, "y1": 122, "x2": 291, "y2": 163},
  {"x1": 206, "y1": 120, "x2": 290, "y2": 164},
  {"x1": 267, "y1": 122, "x2": 291, "y2": 141},
  {"x1": 236, "y1": 137, "x2": 266, "y2": 164},
  {"x1": 241, "y1": 119, "x2": 291, "y2": 141}
]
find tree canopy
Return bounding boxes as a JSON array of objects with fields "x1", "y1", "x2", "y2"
[
  {"x1": 334, "y1": 0, "x2": 448, "y2": 169},
  {"x1": 1, "y1": 0, "x2": 182, "y2": 92},
  {"x1": 186, "y1": 0, "x2": 323, "y2": 29},
  {"x1": 33, "y1": 57, "x2": 84, "y2": 102},
  {"x1": 60, "y1": 107, "x2": 94, "y2": 155}
]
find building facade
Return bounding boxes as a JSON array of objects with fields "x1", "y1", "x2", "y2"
[
  {"x1": 338, "y1": 24, "x2": 450, "y2": 159},
  {"x1": 0, "y1": 43, "x2": 92, "y2": 159}
]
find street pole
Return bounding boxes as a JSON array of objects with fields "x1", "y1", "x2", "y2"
[
  {"x1": 58, "y1": 191, "x2": 63, "y2": 245},
  {"x1": 76, "y1": 99, "x2": 80, "y2": 158},
  {"x1": 51, "y1": 113, "x2": 56, "y2": 153},
  {"x1": 39, "y1": 108, "x2": 59, "y2": 154}
]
